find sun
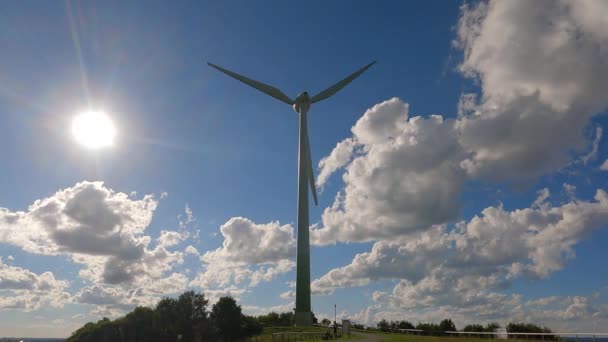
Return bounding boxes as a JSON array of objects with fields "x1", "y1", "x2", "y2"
[{"x1": 71, "y1": 111, "x2": 116, "y2": 149}]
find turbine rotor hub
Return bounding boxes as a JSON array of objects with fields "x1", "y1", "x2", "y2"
[{"x1": 293, "y1": 91, "x2": 311, "y2": 113}]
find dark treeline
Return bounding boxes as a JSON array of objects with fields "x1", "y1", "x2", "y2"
[
  {"x1": 68, "y1": 290, "x2": 326, "y2": 342},
  {"x1": 255, "y1": 311, "x2": 318, "y2": 326},
  {"x1": 68, "y1": 291, "x2": 262, "y2": 342},
  {"x1": 376, "y1": 318, "x2": 455, "y2": 333},
  {"x1": 375, "y1": 319, "x2": 557, "y2": 340}
]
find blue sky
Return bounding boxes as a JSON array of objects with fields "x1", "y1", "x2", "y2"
[{"x1": 1, "y1": 0, "x2": 608, "y2": 338}]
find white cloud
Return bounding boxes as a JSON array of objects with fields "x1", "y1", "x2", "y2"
[
  {"x1": 190, "y1": 217, "x2": 296, "y2": 292},
  {"x1": 455, "y1": 1, "x2": 608, "y2": 181},
  {"x1": 313, "y1": 189, "x2": 608, "y2": 301},
  {"x1": 185, "y1": 245, "x2": 200, "y2": 256},
  {"x1": 601, "y1": 160, "x2": 608, "y2": 171},
  {"x1": 0, "y1": 259, "x2": 69, "y2": 311},
  {"x1": 73, "y1": 272, "x2": 188, "y2": 316},
  {"x1": 202, "y1": 217, "x2": 295, "y2": 264},
  {"x1": 581, "y1": 126, "x2": 602, "y2": 165},
  {"x1": 0, "y1": 182, "x2": 183, "y2": 287},
  {"x1": 178, "y1": 203, "x2": 195, "y2": 229},
  {"x1": 157, "y1": 230, "x2": 187, "y2": 248},
  {"x1": 311, "y1": 0, "x2": 608, "y2": 247},
  {"x1": 311, "y1": 98, "x2": 465, "y2": 245},
  {"x1": 204, "y1": 286, "x2": 247, "y2": 304},
  {"x1": 532, "y1": 188, "x2": 550, "y2": 208},
  {"x1": 563, "y1": 183, "x2": 577, "y2": 199},
  {"x1": 242, "y1": 302, "x2": 295, "y2": 316},
  {"x1": 317, "y1": 138, "x2": 357, "y2": 189},
  {"x1": 346, "y1": 293, "x2": 608, "y2": 331},
  {"x1": 312, "y1": 225, "x2": 450, "y2": 295},
  {"x1": 280, "y1": 290, "x2": 295, "y2": 299}
]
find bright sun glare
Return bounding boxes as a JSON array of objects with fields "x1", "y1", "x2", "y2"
[{"x1": 71, "y1": 111, "x2": 116, "y2": 149}]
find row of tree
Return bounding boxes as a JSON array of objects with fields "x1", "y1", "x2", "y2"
[
  {"x1": 255, "y1": 311, "x2": 318, "y2": 326},
  {"x1": 375, "y1": 319, "x2": 556, "y2": 340},
  {"x1": 376, "y1": 318, "x2": 456, "y2": 333},
  {"x1": 68, "y1": 291, "x2": 262, "y2": 342}
]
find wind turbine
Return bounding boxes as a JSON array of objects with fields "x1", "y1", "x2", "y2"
[{"x1": 207, "y1": 60, "x2": 375, "y2": 326}]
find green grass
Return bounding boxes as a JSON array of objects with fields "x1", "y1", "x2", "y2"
[
  {"x1": 366, "y1": 332, "x2": 541, "y2": 342},
  {"x1": 251, "y1": 325, "x2": 333, "y2": 341},
  {"x1": 340, "y1": 332, "x2": 366, "y2": 340}
]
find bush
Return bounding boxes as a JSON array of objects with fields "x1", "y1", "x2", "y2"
[
  {"x1": 377, "y1": 319, "x2": 390, "y2": 332},
  {"x1": 439, "y1": 319, "x2": 456, "y2": 332},
  {"x1": 507, "y1": 322, "x2": 557, "y2": 340},
  {"x1": 484, "y1": 322, "x2": 501, "y2": 332},
  {"x1": 416, "y1": 322, "x2": 440, "y2": 334},
  {"x1": 463, "y1": 324, "x2": 485, "y2": 332},
  {"x1": 397, "y1": 320, "x2": 414, "y2": 330}
]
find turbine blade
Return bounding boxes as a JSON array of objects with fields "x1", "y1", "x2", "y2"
[
  {"x1": 311, "y1": 61, "x2": 376, "y2": 104},
  {"x1": 305, "y1": 131, "x2": 318, "y2": 206},
  {"x1": 208, "y1": 62, "x2": 294, "y2": 105}
]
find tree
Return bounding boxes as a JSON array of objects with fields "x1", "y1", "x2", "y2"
[
  {"x1": 321, "y1": 318, "x2": 331, "y2": 326},
  {"x1": 242, "y1": 315, "x2": 263, "y2": 337},
  {"x1": 506, "y1": 323, "x2": 556, "y2": 340},
  {"x1": 484, "y1": 322, "x2": 501, "y2": 332},
  {"x1": 122, "y1": 306, "x2": 158, "y2": 341},
  {"x1": 257, "y1": 311, "x2": 280, "y2": 325},
  {"x1": 278, "y1": 311, "x2": 294, "y2": 325},
  {"x1": 177, "y1": 290, "x2": 210, "y2": 341},
  {"x1": 398, "y1": 320, "x2": 415, "y2": 330},
  {"x1": 353, "y1": 323, "x2": 365, "y2": 330},
  {"x1": 416, "y1": 322, "x2": 440, "y2": 333},
  {"x1": 155, "y1": 297, "x2": 179, "y2": 339},
  {"x1": 463, "y1": 324, "x2": 485, "y2": 332},
  {"x1": 439, "y1": 319, "x2": 456, "y2": 332},
  {"x1": 390, "y1": 320, "x2": 399, "y2": 332},
  {"x1": 69, "y1": 291, "x2": 259, "y2": 342},
  {"x1": 67, "y1": 317, "x2": 121, "y2": 342},
  {"x1": 377, "y1": 319, "x2": 390, "y2": 332},
  {"x1": 211, "y1": 296, "x2": 243, "y2": 341}
]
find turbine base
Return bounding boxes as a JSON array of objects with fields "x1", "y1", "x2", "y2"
[{"x1": 294, "y1": 311, "x2": 313, "y2": 326}]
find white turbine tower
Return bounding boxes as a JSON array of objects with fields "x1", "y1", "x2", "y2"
[{"x1": 208, "y1": 60, "x2": 375, "y2": 326}]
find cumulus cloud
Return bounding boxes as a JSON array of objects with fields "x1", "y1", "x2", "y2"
[
  {"x1": 581, "y1": 127, "x2": 603, "y2": 165},
  {"x1": 313, "y1": 188, "x2": 608, "y2": 329},
  {"x1": 317, "y1": 138, "x2": 357, "y2": 189},
  {"x1": 184, "y1": 245, "x2": 200, "y2": 256},
  {"x1": 311, "y1": 0, "x2": 608, "y2": 246},
  {"x1": 0, "y1": 181, "x2": 183, "y2": 287},
  {"x1": 73, "y1": 272, "x2": 188, "y2": 316},
  {"x1": 346, "y1": 293, "x2": 607, "y2": 331},
  {"x1": 563, "y1": 183, "x2": 577, "y2": 199},
  {"x1": 242, "y1": 301, "x2": 295, "y2": 316},
  {"x1": 190, "y1": 217, "x2": 296, "y2": 292},
  {"x1": 157, "y1": 230, "x2": 187, "y2": 248},
  {"x1": 311, "y1": 98, "x2": 465, "y2": 245},
  {"x1": 0, "y1": 259, "x2": 69, "y2": 310},
  {"x1": 532, "y1": 188, "x2": 551, "y2": 208},
  {"x1": 312, "y1": 226, "x2": 451, "y2": 295},
  {"x1": 202, "y1": 217, "x2": 295, "y2": 264},
  {"x1": 456, "y1": 1, "x2": 608, "y2": 180},
  {"x1": 178, "y1": 203, "x2": 195, "y2": 229}
]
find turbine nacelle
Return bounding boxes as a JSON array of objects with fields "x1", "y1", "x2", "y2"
[{"x1": 293, "y1": 91, "x2": 311, "y2": 113}]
